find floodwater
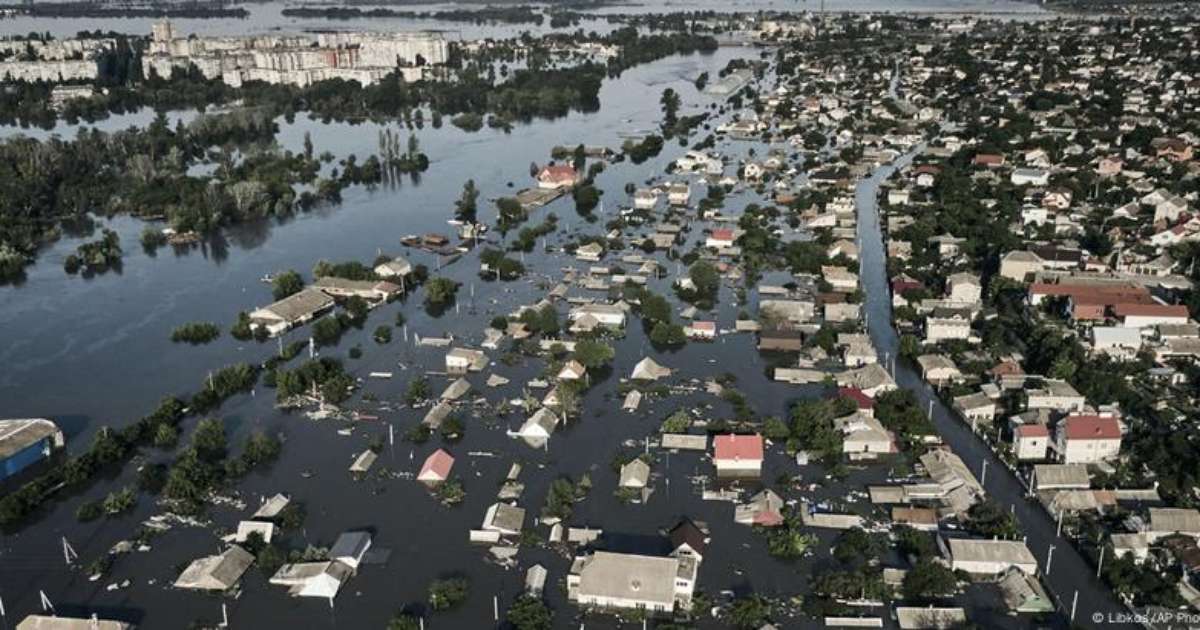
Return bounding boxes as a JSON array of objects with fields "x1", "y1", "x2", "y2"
[
  {"x1": 0, "y1": 0, "x2": 1046, "y2": 40},
  {"x1": 0, "y1": 6, "x2": 1073, "y2": 630}
]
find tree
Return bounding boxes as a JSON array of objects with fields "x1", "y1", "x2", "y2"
[
  {"x1": 833, "y1": 527, "x2": 885, "y2": 567},
  {"x1": 428, "y1": 577, "x2": 469, "y2": 611},
  {"x1": 660, "y1": 88, "x2": 680, "y2": 131},
  {"x1": 455, "y1": 179, "x2": 479, "y2": 222},
  {"x1": 425, "y1": 277, "x2": 460, "y2": 306},
  {"x1": 649, "y1": 322, "x2": 687, "y2": 346},
  {"x1": 506, "y1": 595, "x2": 552, "y2": 630},
  {"x1": 573, "y1": 184, "x2": 600, "y2": 213},
  {"x1": 573, "y1": 339, "x2": 614, "y2": 369},
  {"x1": 661, "y1": 409, "x2": 691, "y2": 433},
  {"x1": 728, "y1": 595, "x2": 770, "y2": 629},
  {"x1": 192, "y1": 418, "x2": 227, "y2": 462},
  {"x1": 902, "y1": 557, "x2": 958, "y2": 600},
  {"x1": 386, "y1": 613, "x2": 421, "y2": 630},
  {"x1": 965, "y1": 499, "x2": 1021, "y2": 539},
  {"x1": 272, "y1": 270, "x2": 304, "y2": 300},
  {"x1": 312, "y1": 316, "x2": 343, "y2": 347},
  {"x1": 640, "y1": 292, "x2": 672, "y2": 323}
]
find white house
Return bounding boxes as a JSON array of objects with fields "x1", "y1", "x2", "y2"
[
  {"x1": 946, "y1": 538, "x2": 1037, "y2": 576},
  {"x1": 1056, "y1": 415, "x2": 1121, "y2": 464}
]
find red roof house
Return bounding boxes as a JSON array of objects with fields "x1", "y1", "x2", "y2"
[
  {"x1": 417, "y1": 448, "x2": 455, "y2": 484},
  {"x1": 713, "y1": 434, "x2": 764, "y2": 475},
  {"x1": 536, "y1": 165, "x2": 579, "y2": 190}
]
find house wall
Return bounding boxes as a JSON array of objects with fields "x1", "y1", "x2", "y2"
[
  {"x1": 1, "y1": 437, "x2": 51, "y2": 480},
  {"x1": 1062, "y1": 438, "x2": 1121, "y2": 464},
  {"x1": 1015, "y1": 437, "x2": 1048, "y2": 460}
]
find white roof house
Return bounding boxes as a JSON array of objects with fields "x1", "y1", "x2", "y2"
[
  {"x1": 567, "y1": 551, "x2": 686, "y2": 613},
  {"x1": 945, "y1": 538, "x2": 1037, "y2": 576},
  {"x1": 174, "y1": 546, "x2": 254, "y2": 591},
  {"x1": 270, "y1": 561, "x2": 354, "y2": 599}
]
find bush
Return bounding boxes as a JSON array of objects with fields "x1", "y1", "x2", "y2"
[
  {"x1": 428, "y1": 577, "x2": 470, "y2": 611},
  {"x1": 507, "y1": 595, "x2": 552, "y2": 630},
  {"x1": 171, "y1": 322, "x2": 220, "y2": 344},
  {"x1": 424, "y1": 277, "x2": 460, "y2": 306}
]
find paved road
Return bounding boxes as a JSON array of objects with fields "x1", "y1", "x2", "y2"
[{"x1": 854, "y1": 147, "x2": 1138, "y2": 630}]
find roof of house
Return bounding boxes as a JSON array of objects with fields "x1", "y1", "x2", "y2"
[
  {"x1": 572, "y1": 551, "x2": 678, "y2": 607},
  {"x1": 619, "y1": 459, "x2": 650, "y2": 486},
  {"x1": 418, "y1": 448, "x2": 455, "y2": 481},
  {"x1": 895, "y1": 607, "x2": 966, "y2": 629},
  {"x1": 1149, "y1": 507, "x2": 1200, "y2": 534},
  {"x1": 997, "y1": 568, "x2": 1053, "y2": 612},
  {"x1": 1063, "y1": 415, "x2": 1121, "y2": 441},
  {"x1": 485, "y1": 502, "x2": 526, "y2": 532},
  {"x1": 1014, "y1": 424, "x2": 1049, "y2": 438},
  {"x1": 669, "y1": 518, "x2": 708, "y2": 556},
  {"x1": 711, "y1": 228, "x2": 735, "y2": 241},
  {"x1": 16, "y1": 617, "x2": 134, "y2": 630},
  {"x1": 538, "y1": 164, "x2": 578, "y2": 181},
  {"x1": 713, "y1": 434, "x2": 764, "y2": 462},
  {"x1": 1033, "y1": 464, "x2": 1090, "y2": 488},
  {"x1": 174, "y1": 546, "x2": 254, "y2": 590},
  {"x1": 631, "y1": 357, "x2": 672, "y2": 381},
  {"x1": 330, "y1": 531, "x2": 372, "y2": 562},
  {"x1": 1112, "y1": 303, "x2": 1189, "y2": 318},
  {"x1": 256, "y1": 288, "x2": 334, "y2": 321},
  {"x1": 948, "y1": 539, "x2": 1036, "y2": 567},
  {"x1": 836, "y1": 386, "x2": 875, "y2": 410},
  {"x1": 0, "y1": 418, "x2": 61, "y2": 460}
]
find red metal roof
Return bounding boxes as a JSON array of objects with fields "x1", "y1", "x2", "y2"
[
  {"x1": 714, "y1": 434, "x2": 763, "y2": 462},
  {"x1": 1015, "y1": 424, "x2": 1049, "y2": 438},
  {"x1": 711, "y1": 228, "x2": 735, "y2": 241},
  {"x1": 418, "y1": 448, "x2": 455, "y2": 480},
  {"x1": 837, "y1": 386, "x2": 876, "y2": 409},
  {"x1": 538, "y1": 165, "x2": 578, "y2": 182},
  {"x1": 1064, "y1": 415, "x2": 1121, "y2": 441},
  {"x1": 1112, "y1": 303, "x2": 1189, "y2": 318}
]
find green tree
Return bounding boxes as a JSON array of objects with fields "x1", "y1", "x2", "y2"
[
  {"x1": 192, "y1": 418, "x2": 227, "y2": 462},
  {"x1": 428, "y1": 577, "x2": 469, "y2": 611},
  {"x1": 573, "y1": 339, "x2": 614, "y2": 369},
  {"x1": 506, "y1": 595, "x2": 552, "y2": 630},
  {"x1": 640, "y1": 292, "x2": 672, "y2": 323},
  {"x1": 649, "y1": 322, "x2": 687, "y2": 346},
  {"x1": 386, "y1": 613, "x2": 422, "y2": 630},
  {"x1": 272, "y1": 270, "x2": 304, "y2": 300},
  {"x1": 455, "y1": 179, "x2": 479, "y2": 222},
  {"x1": 425, "y1": 277, "x2": 460, "y2": 306},
  {"x1": 728, "y1": 595, "x2": 770, "y2": 629},
  {"x1": 902, "y1": 557, "x2": 958, "y2": 600}
]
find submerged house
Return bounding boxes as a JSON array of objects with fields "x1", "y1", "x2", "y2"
[
  {"x1": 0, "y1": 418, "x2": 65, "y2": 481},
  {"x1": 249, "y1": 288, "x2": 335, "y2": 337},
  {"x1": 174, "y1": 546, "x2": 254, "y2": 591},
  {"x1": 567, "y1": 551, "x2": 695, "y2": 614}
]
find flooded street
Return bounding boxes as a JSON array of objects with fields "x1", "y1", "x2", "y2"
[{"x1": 0, "y1": 2, "x2": 1090, "y2": 629}]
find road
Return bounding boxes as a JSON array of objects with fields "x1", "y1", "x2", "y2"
[{"x1": 854, "y1": 147, "x2": 1138, "y2": 630}]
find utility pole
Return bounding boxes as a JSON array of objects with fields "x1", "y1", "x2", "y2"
[
  {"x1": 980, "y1": 459, "x2": 988, "y2": 487},
  {"x1": 1096, "y1": 545, "x2": 1106, "y2": 578},
  {"x1": 1045, "y1": 544, "x2": 1056, "y2": 576},
  {"x1": 1070, "y1": 589, "x2": 1079, "y2": 624}
]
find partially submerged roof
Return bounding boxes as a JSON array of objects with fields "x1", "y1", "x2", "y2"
[
  {"x1": 17, "y1": 616, "x2": 133, "y2": 630},
  {"x1": 631, "y1": 357, "x2": 672, "y2": 381},
  {"x1": 0, "y1": 418, "x2": 62, "y2": 460},
  {"x1": 174, "y1": 546, "x2": 254, "y2": 591},
  {"x1": 571, "y1": 551, "x2": 678, "y2": 608}
]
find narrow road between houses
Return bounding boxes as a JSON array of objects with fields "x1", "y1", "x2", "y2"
[{"x1": 855, "y1": 147, "x2": 1138, "y2": 630}]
